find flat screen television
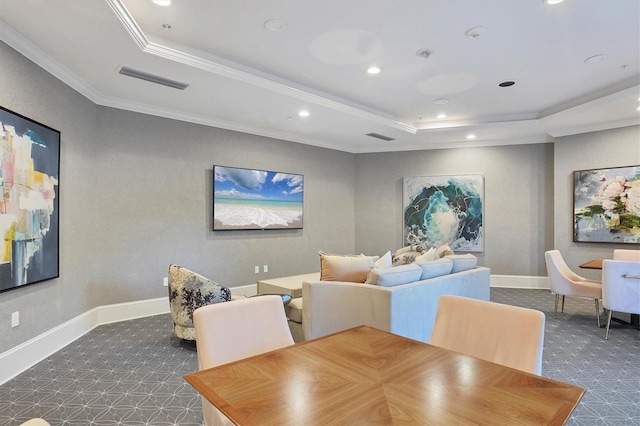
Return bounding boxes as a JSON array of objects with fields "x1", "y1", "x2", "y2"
[{"x1": 213, "y1": 165, "x2": 304, "y2": 230}]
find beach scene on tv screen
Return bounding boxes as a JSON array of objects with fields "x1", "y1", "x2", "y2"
[{"x1": 214, "y1": 166, "x2": 303, "y2": 230}]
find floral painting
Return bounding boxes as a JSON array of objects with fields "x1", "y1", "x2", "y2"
[
  {"x1": 573, "y1": 165, "x2": 640, "y2": 244},
  {"x1": 403, "y1": 175, "x2": 484, "y2": 252}
]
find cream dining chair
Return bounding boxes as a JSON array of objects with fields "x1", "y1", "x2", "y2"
[
  {"x1": 602, "y1": 259, "x2": 640, "y2": 340},
  {"x1": 613, "y1": 249, "x2": 640, "y2": 261},
  {"x1": 193, "y1": 295, "x2": 295, "y2": 426},
  {"x1": 544, "y1": 250, "x2": 602, "y2": 326},
  {"x1": 430, "y1": 295, "x2": 546, "y2": 375}
]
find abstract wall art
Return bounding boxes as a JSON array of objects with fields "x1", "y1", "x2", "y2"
[
  {"x1": 0, "y1": 106, "x2": 60, "y2": 293},
  {"x1": 573, "y1": 165, "x2": 640, "y2": 244},
  {"x1": 403, "y1": 174, "x2": 484, "y2": 252},
  {"x1": 213, "y1": 165, "x2": 303, "y2": 230}
]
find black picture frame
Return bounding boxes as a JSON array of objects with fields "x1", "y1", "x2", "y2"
[
  {"x1": 0, "y1": 106, "x2": 60, "y2": 293},
  {"x1": 213, "y1": 165, "x2": 303, "y2": 230}
]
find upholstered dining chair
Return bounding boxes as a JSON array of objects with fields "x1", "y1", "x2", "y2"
[
  {"x1": 602, "y1": 259, "x2": 640, "y2": 340},
  {"x1": 430, "y1": 295, "x2": 545, "y2": 375},
  {"x1": 544, "y1": 250, "x2": 602, "y2": 327},
  {"x1": 613, "y1": 249, "x2": 640, "y2": 261},
  {"x1": 19, "y1": 420, "x2": 51, "y2": 426},
  {"x1": 193, "y1": 295, "x2": 295, "y2": 426}
]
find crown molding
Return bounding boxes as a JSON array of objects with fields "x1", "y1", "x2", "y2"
[{"x1": 104, "y1": 0, "x2": 416, "y2": 135}]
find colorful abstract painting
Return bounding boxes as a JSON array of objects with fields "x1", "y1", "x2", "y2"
[
  {"x1": 573, "y1": 165, "x2": 640, "y2": 244},
  {"x1": 403, "y1": 174, "x2": 484, "y2": 252},
  {"x1": 213, "y1": 165, "x2": 303, "y2": 230},
  {"x1": 0, "y1": 106, "x2": 60, "y2": 293}
]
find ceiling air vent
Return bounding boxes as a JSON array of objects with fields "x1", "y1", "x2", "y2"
[
  {"x1": 118, "y1": 66, "x2": 189, "y2": 90},
  {"x1": 366, "y1": 132, "x2": 395, "y2": 141}
]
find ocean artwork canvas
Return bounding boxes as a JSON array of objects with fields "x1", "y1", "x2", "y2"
[
  {"x1": 0, "y1": 106, "x2": 60, "y2": 293},
  {"x1": 573, "y1": 165, "x2": 640, "y2": 244},
  {"x1": 403, "y1": 174, "x2": 484, "y2": 252},
  {"x1": 213, "y1": 165, "x2": 303, "y2": 230}
]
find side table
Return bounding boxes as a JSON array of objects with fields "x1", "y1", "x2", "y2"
[{"x1": 257, "y1": 272, "x2": 320, "y2": 299}]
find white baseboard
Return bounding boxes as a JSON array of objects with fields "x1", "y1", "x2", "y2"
[
  {"x1": 0, "y1": 297, "x2": 171, "y2": 386},
  {"x1": 491, "y1": 274, "x2": 549, "y2": 289}
]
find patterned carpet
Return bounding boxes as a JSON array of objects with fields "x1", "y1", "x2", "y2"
[{"x1": 0, "y1": 288, "x2": 638, "y2": 426}]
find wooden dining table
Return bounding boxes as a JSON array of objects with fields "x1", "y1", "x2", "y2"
[
  {"x1": 184, "y1": 325, "x2": 584, "y2": 425},
  {"x1": 579, "y1": 259, "x2": 603, "y2": 270}
]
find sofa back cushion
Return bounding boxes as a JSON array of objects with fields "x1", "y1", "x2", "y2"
[
  {"x1": 446, "y1": 254, "x2": 478, "y2": 273},
  {"x1": 415, "y1": 257, "x2": 454, "y2": 280},
  {"x1": 319, "y1": 252, "x2": 378, "y2": 283},
  {"x1": 365, "y1": 263, "x2": 423, "y2": 287}
]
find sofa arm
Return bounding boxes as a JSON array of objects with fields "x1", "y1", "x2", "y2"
[{"x1": 302, "y1": 281, "x2": 392, "y2": 341}]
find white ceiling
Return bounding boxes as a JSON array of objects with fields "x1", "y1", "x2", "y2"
[{"x1": 0, "y1": 0, "x2": 638, "y2": 153}]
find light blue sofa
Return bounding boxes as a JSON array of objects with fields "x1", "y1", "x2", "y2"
[{"x1": 297, "y1": 266, "x2": 490, "y2": 343}]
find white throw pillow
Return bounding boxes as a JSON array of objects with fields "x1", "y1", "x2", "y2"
[
  {"x1": 445, "y1": 254, "x2": 478, "y2": 273},
  {"x1": 365, "y1": 263, "x2": 423, "y2": 287},
  {"x1": 415, "y1": 247, "x2": 437, "y2": 263},
  {"x1": 415, "y1": 257, "x2": 454, "y2": 280},
  {"x1": 375, "y1": 251, "x2": 392, "y2": 268}
]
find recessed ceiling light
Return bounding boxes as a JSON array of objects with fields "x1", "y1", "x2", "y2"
[
  {"x1": 544, "y1": 0, "x2": 565, "y2": 4},
  {"x1": 367, "y1": 66, "x2": 381, "y2": 75},
  {"x1": 498, "y1": 81, "x2": 515, "y2": 87},
  {"x1": 152, "y1": 0, "x2": 172, "y2": 6},
  {"x1": 264, "y1": 19, "x2": 287, "y2": 32},
  {"x1": 466, "y1": 134, "x2": 476, "y2": 140},
  {"x1": 584, "y1": 54, "x2": 607, "y2": 64},
  {"x1": 435, "y1": 98, "x2": 449, "y2": 105},
  {"x1": 298, "y1": 110, "x2": 310, "y2": 117},
  {"x1": 437, "y1": 113, "x2": 447, "y2": 119}
]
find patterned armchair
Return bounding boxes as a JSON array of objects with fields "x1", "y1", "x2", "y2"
[{"x1": 168, "y1": 264, "x2": 237, "y2": 340}]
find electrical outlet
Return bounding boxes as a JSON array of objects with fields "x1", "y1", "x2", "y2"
[
  {"x1": 163, "y1": 277, "x2": 168, "y2": 287},
  {"x1": 263, "y1": 264, "x2": 268, "y2": 273},
  {"x1": 255, "y1": 265, "x2": 260, "y2": 274},
  {"x1": 11, "y1": 311, "x2": 19, "y2": 328}
]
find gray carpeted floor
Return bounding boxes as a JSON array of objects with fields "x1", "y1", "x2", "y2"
[{"x1": 1, "y1": 288, "x2": 638, "y2": 425}]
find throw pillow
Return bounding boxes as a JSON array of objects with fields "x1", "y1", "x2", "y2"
[
  {"x1": 319, "y1": 251, "x2": 378, "y2": 283},
  {"x1": 437, "y1": 244, "x2": 455, "y2": 258},
  {"x1": 365, "y1": 263, "x2": 423, "y2": 287},
  {"x1": 415, "y1": 247, "x2": 437, "y2": 263},
  {"x1": 375, "y1": 251, "x2": 392, "y2": 268},
  {"x1": 392, "y1": 244, "x2": 428, "y2": 266},
  {"x1": 445, "y1": 254, "x2": 478, "y2": 273},
  {"x1": 414, "y1": 257, "x2": 454, "y2": 280}
]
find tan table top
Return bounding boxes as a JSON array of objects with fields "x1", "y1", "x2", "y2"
[
  {"x1": 184, "y1": 325, "x2": 584, "y2": 425},
  {"x1": 579, "y1": 259, "x2": 603, "y2": 269}
]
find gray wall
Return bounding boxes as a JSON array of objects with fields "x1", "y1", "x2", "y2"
[
  {"x1": 0, "y1": 41, "x2": 356, "y2": 353},
  {"x1": 354, "y1": 144, "x2": 555, "y2": 276},
  {"x1": 553, "y1": 126, "x2": 640, "y2": 281},
  {"x1": 1, "y1": 38, "x2": 638, "y2": 355}
]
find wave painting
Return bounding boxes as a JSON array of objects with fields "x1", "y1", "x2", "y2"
[{"x1": 213, "y1": 166, "x2": 303, "y2": 230}]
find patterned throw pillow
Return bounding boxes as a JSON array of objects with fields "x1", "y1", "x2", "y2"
[{"x1": 392, "y1": 244, "x2": 429, "y2": 266}]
